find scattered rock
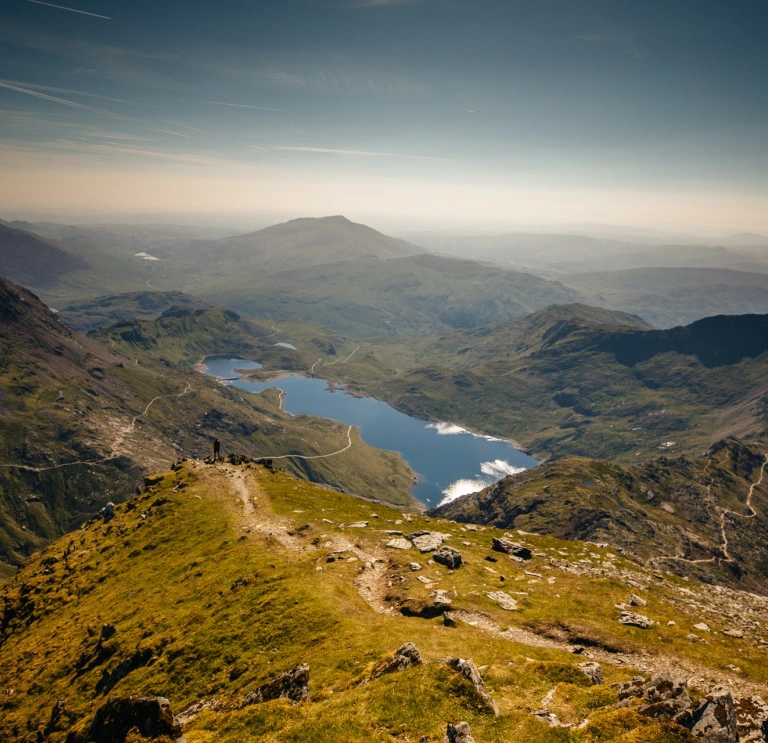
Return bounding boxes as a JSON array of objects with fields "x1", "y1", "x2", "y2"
[
  {"x1": 444, "y1": 658, "x2": 499, "y2": 716},
  {"x1": 722, "y1": 629, "x2": 744, "y2": 638},
  {"x1": 387, "y1": 538, "x2": 412, "y2": 550},
  {"x1": 444, "y1": 721, "x2": 475, "y2": 743},
  {"x1": 433, "y1": 546, "x2": 462, "y2": 570},
  {"x1": 175, "y1": 698, "x2": 222, "y2": 726},
  {"x1": 348, "y1": 521, "x2": 368, "y2": 528},
  {"x1": 618, "y1": 611, "x2": 651, "y2": 629},
  {"x1": 89, "y1": 696, "x2": 183, "y2": 743},
  {"x1": 241, "y1": 665, "x2": 309, "y2": 707},
  {"x1": 628, "y1": 594, "x2": 647, "y2": 607},
  {"x1": 486, "y1": 591, "x2": 518, "y2": 611},
  {"x1": 368, "y1": 642, "x2": 422, "y2": 681},
  {"x1": 409, "y1": 562, "x2": 422, "y2": 571},
  {"x1": 100, "y1": 502, "x2": 115, "y2": 523},
  {"x1": 668, "y1": 620, "x2": 676, "y2": 627},
  {"x1": 578, "y1": 662, "x2": 604, "y2": 685},
  {"x1": 491, "y1": 537, "x2": 532, "y2": 560},
  {"x1": 693, "y1": 622, "x2": 711, "y2": 633},
  {"x1": 431, "y1": 589, "x2": 453, "y2": 607},
  {"x1": 689, "y1": 686, "x2": 738, "y2": 743}
]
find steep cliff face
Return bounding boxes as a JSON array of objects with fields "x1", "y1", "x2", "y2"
[{"x1": 431, "y1": 437, "x2": 768, "y2": 594}]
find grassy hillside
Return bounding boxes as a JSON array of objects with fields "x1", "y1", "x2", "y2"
[
  {"x1": 565, "y1": 267, "x2": 768, "y2": 328},
  {"x1": 304, "y1": 305, "x2": 768, "y2": 463},
  {"x1": 433, "y1": 437, "x2": 768, "y2": 594},
  {"x1": 3, "y1": 458, "x2": 768, "y2": 741},
  {"x1": 0, "y1": 280, "x2": 415, "y2": 574},
  {"x1": 197, "y1": 253, "x2": 583, "y2": 338}
]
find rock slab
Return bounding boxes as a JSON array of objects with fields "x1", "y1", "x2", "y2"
[
  {"x1": 433, "y1": 545, "x2": 462, "y2": 569},
  {"x1": 491, "y1": 537, "x2": 532, "y2": 559},
  {"x1": 241, "y1": 664, "x2": 309, "y2": 707}
]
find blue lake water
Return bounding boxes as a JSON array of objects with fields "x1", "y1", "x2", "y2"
[{"x1": 202, "y1": 357, "x2": 537, "y2": 508}]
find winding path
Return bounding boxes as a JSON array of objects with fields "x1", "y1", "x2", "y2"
[
  {"x1": 0, "y1": 384, "x2": 193, "y2": 473},
  {"x1": 261, "y1": 425, "x2": 354, "y2": 461},
  {"x1": 649, "y1": 453, "x2": 767, "y2": 568}
]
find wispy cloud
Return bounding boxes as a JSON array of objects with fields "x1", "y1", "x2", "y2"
[
  {"x1": 0, "y1": 79, "x2": 148, "y2": 106},
  {"x1": 25, "y1": 0, "x2": 111, "y2": 19},
  {"x1": 0, "y1": 80, "x2": 132, "y2": 120},
  {"x1": 204, "y1": 100, "x2": 285, "y2": 112},
  {"x1": 274, "y1": 146, "x2": 450, "y2": 161}
]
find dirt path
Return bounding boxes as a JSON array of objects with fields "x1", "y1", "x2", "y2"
[
  {"x1": 262, "y1": 425, "x2": 354, "y2": 461},
  {"x1": 0, "y1": 384, "x2": 193, "y2": 474},
  {"x1": 648, "y1": 453, "x2": 767, "y2": 569}
]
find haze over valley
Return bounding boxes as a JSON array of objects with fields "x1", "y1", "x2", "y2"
[{"x1": 2, "y1": 2, "x2": 768, "y2": 742}]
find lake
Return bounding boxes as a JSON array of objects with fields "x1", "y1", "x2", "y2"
[{"x1": 202, "y1": 357, "x2": 537, "y2": 507}]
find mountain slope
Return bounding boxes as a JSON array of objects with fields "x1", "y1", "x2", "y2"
[
  {"x1": 198, "y1": 253, "x2": 585, "y2": 337},
  {"x1": 59, "y1": 291, "x2": 211, "y2": 333},
  {"x1": 432, "y1": 437, "x2": 768, "y2": 593},
  {"x1": 0, "y1": 279, "x2": 415, "y2": 573},
  {"x1": 179, "y1": 215, "x2": 423, "y2": 276},
  {"x1": 3, "y1": 458, "x2": 768, "y2": 742},
  {"x1": 0, "y1": 223, "x2": 90, "y2": 289},
  {"x1": 320, "y1": 305, "x2": 768, "y2": 462},
  {"x1": 564, "y1": 267, "x2": 768, "y2": 328}
]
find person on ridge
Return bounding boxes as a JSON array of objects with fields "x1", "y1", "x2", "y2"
[{"x1": 213, "y1": 437, "x2": 221, "y2": 461}]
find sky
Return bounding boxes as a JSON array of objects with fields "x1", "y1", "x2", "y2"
[{"x1": 0, "y1": 0, "x2": 767, "y2": 232}]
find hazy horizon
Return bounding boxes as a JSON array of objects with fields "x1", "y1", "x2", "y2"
[{"x1": 1, "y1": 1, "x2": 767, "y2": 232}]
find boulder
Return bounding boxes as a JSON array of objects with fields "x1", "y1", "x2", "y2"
[
  {"x1": 734, "y1": 695, "x2": 768, "y2": 742},
  {"x1": 241, "y1": 664, "x2": 309, "y2": 707},
  {"x1": 486, "y1": 591, "x2": 518, "y2": 611},
  {"x1": 410, "y1": 532, "x2": 448, "y2": 553},
  {"x1": 101, "y1": 502, "x2": 115, "y2": 523},
  {"x1": 693, "y1": 622, "x2": 711, "y2": 633},
  {"x1": 445, "y1": 721, "x2": 475, "y2": 743},
  {"x1": 628, "y1": 594, "x2": 647, "y2": 607},
  {"x1": 578, "y1": 662, "x2": 604, "y2": 685},
  {"x1": 368, "y1": 642, "x2": 423, "y2": 681},
  {"x1": 618, "y1": 611, "x2": 651, "y2": 628},
  {"x1": 491, "y1": 537, "x2": 532, "y2": 560},
  {"x1": 722, "y1": 629, "x2": 744, "y2": 639},
  {"x1": 431, "y1": 589, "x2": 453, "y2": 607},
  {"x1": 433, "y1": 546, "x2": 462, "y2": 569},
  {"x1": 89, "y1": 696, "x2": 183, "y2": 742},
  {"x1": 445, "y1": 657, "x2": 499, "y2": 716},
  {"x1": 689, "y1": 686, "x2": 738, "y2": 743}
]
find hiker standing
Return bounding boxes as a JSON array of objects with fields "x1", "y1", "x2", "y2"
[{"x1": 213, "y1": 437, "x2": 221, "y2": 461}]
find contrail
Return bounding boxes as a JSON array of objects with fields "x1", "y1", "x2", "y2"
[
  {"x1": 25, "y1": 0, "x2": 111, "y2": 19},
  {"x1": 0, "y1": 81, "x2": 130, "y2": 119},
  {"x1": 204, "y1": 100, "x2": 284, "y2": 112}
]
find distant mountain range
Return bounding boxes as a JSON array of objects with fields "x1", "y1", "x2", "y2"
[{"x1": 4, "y1": 213, "x2": 768, "y2": 332}]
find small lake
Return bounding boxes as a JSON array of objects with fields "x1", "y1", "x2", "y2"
[{"x1": 202, "y1": 357, "x2": 537, "y2": 507}]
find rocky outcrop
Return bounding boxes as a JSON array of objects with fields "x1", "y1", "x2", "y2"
[
  {"x1": 486, "y1": 591, "x2": 518, "y2": 611},
  {"x1": 241, "y1": 664, "x2": 310, "y2": 707},
  {"x1": 367, "y1": 642, "x2": 422, "y2": 681},
  {"x1": 613, "y1": 674, "x2": 741, "y2": 742},
  {"x1": 433, "y1": 546, "x2": 462, "y2": 569},
  {"x1": 443, "y1": 657, "x2": 499, "y2": 716},
  {"x1": 734, "y1": 696, "x2": 768, "y2": 742},
  {"x1": 444, "y1": 721, "x2": 475, "y2": 743},
  {"x1": 689, "y1": 687, "x2": 738, "y2": 743},
  {"x1": 408, "y1": 531, "x2": 449, "y2": 553},
  {"x1": 89, "y1": 696, "x2": 183, "y2": 742}
]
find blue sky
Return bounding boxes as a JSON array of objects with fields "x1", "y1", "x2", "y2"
[{"x1": 1, "y1": 0, "x2": 766, "y2": 231}]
